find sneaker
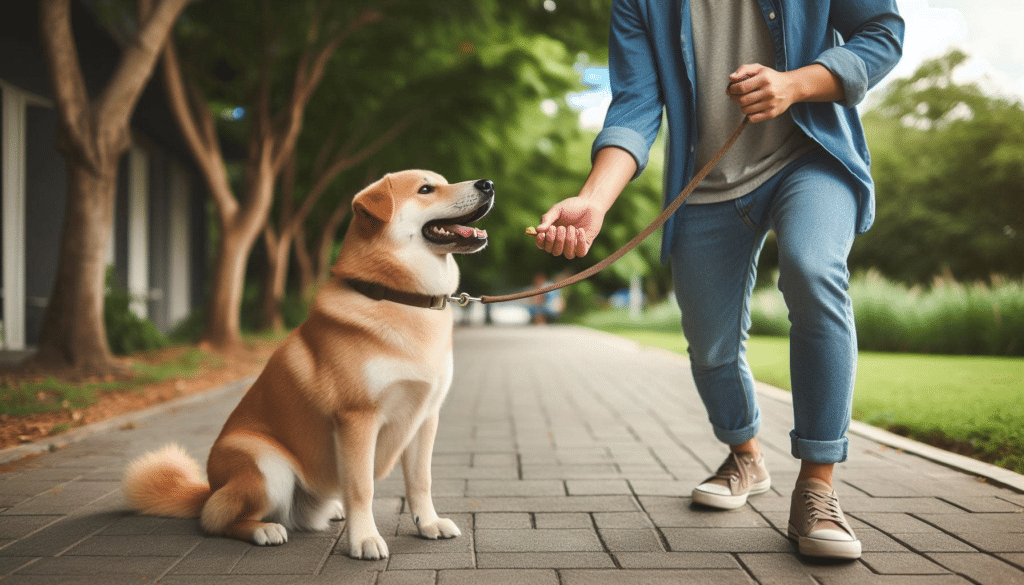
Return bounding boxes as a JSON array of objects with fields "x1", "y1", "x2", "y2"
[
  {"x1": 691, "y1": 451, "x2": 771, "y2": 510},
  {"x1": 788, "y1": 478, "x2": 862, "y2": 559}
]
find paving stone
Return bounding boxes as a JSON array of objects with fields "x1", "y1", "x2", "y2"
[
  {"x1": 565, "y1": 479, "x2": 631, "y2": 495},
  {"x1": 0, "y1": 557, "x2": 37, "y2": 577},
  {"x1": 472, "y1": 453, "x2": 518, "y2": 467},
  {"x1": 663, "y1": 528, "x2": 792, "y2": 553},
  {"x1": 917, "y1": 513, "x2": 1024, "y2": 534},
  {"x1": 929, "y1": 552, "x2": 1024, "y2": 585},
  {"x1": 231, "y1": 537, "x2": 333, "y2": 575},
  {"x1": 1, "y1": 574, "x2": 151, "y2": 584},
  {"x1": 166, "y1": 537, "x2": 252, "y2": 575},
  {"x1": 954, "y1": 531, "x2": 1024, "y2": 553},
  {"x1": 851, "y1": 512, "x2": 940, "y2": 533},
  {"x1": 533, "y1": 513, "x2": 592, "y2": 529},
  {"x1": 13, "y1": 555, "x2": 176, "y2": 577},
  {"x1": 438, "y1": 568, "x2": 558, "y2": 585},
  {"x1": 475, "y1": 529, "x2": 602, "y2": 553},
  {"x1": 0, "y1": 511, "x2": 122, "y2": 557},
  {"x1": 889, "y1": 531, "x2": 979, "y2": 552},
  {"x1": 466, "y1": 480, "x2": 564, "y2": 497},
  {"x1": 614, "y1": 552, "x2": 738, "y2": 569},
  {"x1": 560, "y1": 568, "x2": 755, "y2": 585},
  {"x1": 474, "y1": 513, "x2": 532, "y2": 529},
  {"x1": 597, "y1": 529, "x2": 663, "y2": 552},
  {"x1": 940, "y1": 496, "x2": 1024, "y2": 512},
  {"x1": 475, "y1": 552, "x2": 615, "y2": 569},
  {"x1": 434, "y1": 496, "x2": 637, "y2": 513},
  {"x1": 521, "y1": 465, "x2": 619, "y2": 480},
  {"x1": 0, "y1": 515, "x2": 61, "y2": 540},
  {"x1": 377, "y1": 569, "x2": 437, "y2": 585},
  {"x1": 628, "y1": 479, "x2": 692, "y2": 496},
  {"x1": 861, "y1": 552, "x2": 951, "y2": 574},
  {"x1": 386, "y1": 552, "x2": 474, "y2": 570},
  {"x1": 592, "y1": 512, "x2": 651, "y2": 529}
]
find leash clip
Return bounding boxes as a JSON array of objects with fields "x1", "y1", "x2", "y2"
[{"x1": 446, "y1": 292, "x2": 481, "y2": 308}]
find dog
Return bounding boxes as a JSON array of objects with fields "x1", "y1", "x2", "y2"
[{"x1": 122, "y1": 170, "x2": 493, "y2": 559}]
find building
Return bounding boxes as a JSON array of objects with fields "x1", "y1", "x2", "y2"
[{"x1": 0, "y1": 0, "x2": 208, "y2": 352}]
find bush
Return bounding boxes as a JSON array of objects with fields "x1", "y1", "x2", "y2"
[
  {"x1": 752, "y1": 271, "x2": 1024, "y2": 356},
  {"x1": 104, "y1": 271, "x2": 169, "y2": 355}
]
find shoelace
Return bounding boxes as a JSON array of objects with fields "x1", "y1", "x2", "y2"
[
  {"x1": 803, "y1": 489, "x2": 851, "y2": 534},
  {"x1": 711, "y1": 451, "x2": 751, "y2": 487}
]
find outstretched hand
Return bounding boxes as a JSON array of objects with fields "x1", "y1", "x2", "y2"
[{"x1": 527, "y1": 196, "x2": 607, "y2": 260}]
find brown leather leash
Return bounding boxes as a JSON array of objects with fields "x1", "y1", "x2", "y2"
[
  {"x1": 451, "y1": 116, "x2": 750, "y2": 307},
  {"x1": 344, "y1": 116, "x2": 749, "y2": 311}
]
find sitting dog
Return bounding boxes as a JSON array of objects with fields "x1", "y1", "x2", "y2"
[{"x1": 122, "y1": 170, "x2": 493, "y2": 559}]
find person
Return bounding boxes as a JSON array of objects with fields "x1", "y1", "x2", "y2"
[{"x1": 531, "y1": 0, "x2": 903, "y2": 560}]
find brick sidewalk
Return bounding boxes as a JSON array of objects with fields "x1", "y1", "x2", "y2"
[{"x1": 1, "y1": 326, "x2": 1022, "y2": 584}]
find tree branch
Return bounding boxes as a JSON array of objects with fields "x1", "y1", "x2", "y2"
[
  {"x1": 270, "y1": 7, "x2": 384, "y2": 174},
  {"x1": 162, "y1": 38, "x2": 238, "y2": 220},
  {"x1": 39, "y1": 0, "x2": 96, "y2": 167},
  {"x1": 96, "y1": 0, "x2": 193, "y2": 135}
]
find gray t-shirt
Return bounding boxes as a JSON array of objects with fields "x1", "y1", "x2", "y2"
[{"x1": 687, "y1": 0, "x2": 816, "y2": 204}]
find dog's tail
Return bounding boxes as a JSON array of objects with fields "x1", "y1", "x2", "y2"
[{"x1": 123, "y1": 443, "x2": 210, "y2": 518}]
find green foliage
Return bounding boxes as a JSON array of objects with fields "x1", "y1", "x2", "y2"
[
  {"x1": 749, "y1": 271, "x2": 1024, "y2": 356},
  {"x1": 856, "y1": 50, "x2": 1024, "y2": 285},
  {"x1": 0, "y1": 349, "x2": 211, "y2": 417},
  {"x1": 104, "y1": 271, "x2": 169, "y2": 355}
]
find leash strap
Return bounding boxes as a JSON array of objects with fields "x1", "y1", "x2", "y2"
[{"x1": 479, "y1": 116, "x2": 749, "y2": 305}]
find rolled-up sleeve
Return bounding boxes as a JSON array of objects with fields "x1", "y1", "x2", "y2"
[
  {"x1": 815, "y1": 1, "x2": 904, "y2": 107},
  {"x1": 592, "y1": 0, "x2": 664, "y2": 179}
]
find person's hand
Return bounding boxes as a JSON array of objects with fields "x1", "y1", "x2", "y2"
[
  {"x1": 527, "y1": 197, "x2": 607, "y2": 259},
  {"x1": 726, "y1": 63, "x2": 799, "y2": 123}
]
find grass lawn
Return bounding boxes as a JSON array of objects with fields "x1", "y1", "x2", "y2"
[{"x1": 586, "y1": 318, "x2": 1024, "y2": 474}]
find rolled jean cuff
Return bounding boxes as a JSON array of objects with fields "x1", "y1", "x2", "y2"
[
  {"x1": 712, "y1": 411, "x2": 761, "y2": 446},
  {"x1": 790, "y1": 430, "x2": 849, "y2": 464}
]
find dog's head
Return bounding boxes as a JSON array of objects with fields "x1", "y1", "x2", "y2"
[{"x1": 351, "y1": 170, "x2": 494, "y2": 255}]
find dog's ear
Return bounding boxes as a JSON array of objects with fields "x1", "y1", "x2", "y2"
[{"x1": 352, "y1": 177, "x2": 394, "y2": 224}]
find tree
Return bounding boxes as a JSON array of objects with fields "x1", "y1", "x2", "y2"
[
  {"x1": 161, "y1": 0, "x2": 386, "y2": 348},
  {"x1": 32, "y1": 0, "x2": 193, "y2": 375},
  {"x1": 854, "y1": 50, "x2": 1024, "y2": 284}
]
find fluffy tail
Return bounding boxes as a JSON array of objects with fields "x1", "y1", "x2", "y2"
[{"x1": 123, "y1": 443, "x2": 211, "y2": 518}]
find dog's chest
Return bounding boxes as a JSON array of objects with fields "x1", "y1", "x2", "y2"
[{"x1": 361, "y1": 351, "x2": 454, "y2": 414}]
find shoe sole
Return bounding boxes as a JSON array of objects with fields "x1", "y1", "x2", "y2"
[
  {"x1": 691, "y1": 478, "x2": 771, "y2": 510},
  {"x1": 787, "y1": 525, "x2": 862, "y2": 560}
]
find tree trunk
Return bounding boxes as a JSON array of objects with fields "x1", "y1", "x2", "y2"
[
  {"x1": 258, "y1": 230, "x2": 291, "y2": 332},
  {"x1": 32, "y1": 163, "x2": 119, "y2": 374},
  {"x1": 203, "y1": 229, "x2": 250, "y2": 349}
]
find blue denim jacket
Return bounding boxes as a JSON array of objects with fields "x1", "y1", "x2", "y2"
[{"x1": 592, "y1": 0, "x2": 904, "y2": 259}]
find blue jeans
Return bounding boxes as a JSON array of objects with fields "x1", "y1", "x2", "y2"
[{"x1": 668, "y1": 148, "x2": 858, "y2": 464}]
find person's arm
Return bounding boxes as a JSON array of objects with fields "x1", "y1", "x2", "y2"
[
  {"x1": 726, "y1": 63, "x2": 845, "y2": 123},
  {"x1": 725, "y1": 2, "x2": 904, "y2": 122},
  {"x1": 533, "y1": 0, "x2": 661, "y2": 259},
  {"x1": 532, "y1": 146, "x2": 637, "y2": 259}
]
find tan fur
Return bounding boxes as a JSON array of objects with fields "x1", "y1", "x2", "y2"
[{"x1": 122, "y1": 170, "x2": 493, "y2": 559}]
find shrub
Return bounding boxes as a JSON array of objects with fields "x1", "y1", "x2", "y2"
[{"x1": 104, "y1": 271, "x2": 169, "y2": 355}]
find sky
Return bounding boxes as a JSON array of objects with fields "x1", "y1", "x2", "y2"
[{"x1": 564, "y1": 0, "x2": 1024, "y2": 130}]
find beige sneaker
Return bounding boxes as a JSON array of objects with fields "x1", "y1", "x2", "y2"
[
  {"x1": 788, "y1": 478, "x2": 862, "y2": 559},
  {"x1": 692, "y1": 451, "x2": 771, "y2": 510}
]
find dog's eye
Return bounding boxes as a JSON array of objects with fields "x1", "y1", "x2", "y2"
[{"x1": 418, "y1": 185, "x2": 435, "y2": 194}]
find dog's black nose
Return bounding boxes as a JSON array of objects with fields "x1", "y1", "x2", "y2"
[{"x1": 474, "y1": 179, "x2": 494, "y2": 195}]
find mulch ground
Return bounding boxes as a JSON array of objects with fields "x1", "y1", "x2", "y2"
[{"x1": 0, "y1": 340, "x2": 278, "y2": 452}]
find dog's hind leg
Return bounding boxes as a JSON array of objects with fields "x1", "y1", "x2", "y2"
[
  {"x1": 402, "y1": 411, "x2": 460, "y2": 540},
  {"x1": 201, "y1": 440, "x2": 294, "y2": 546},
  {"x1": 336, "y1": 414, "x2": 388, "y2": 560}
]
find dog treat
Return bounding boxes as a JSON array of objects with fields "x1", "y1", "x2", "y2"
[{"x1": 525, "y1": 227, "x2": 538, "y2": 236}]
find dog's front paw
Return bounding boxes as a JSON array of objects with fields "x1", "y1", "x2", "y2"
[
  {"x1": 252, "y1": 523, "x2": 288, "y2": 546},
  {"x1": 350, "y1": 535, "x2": 389, "y2": 560},
  {"x1": 416, "y1": 517, "x2": 461, "y2": 540}
]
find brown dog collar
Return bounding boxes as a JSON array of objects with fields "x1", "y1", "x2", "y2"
[{"x1": 344, "y1": 278, "x2": 450, "y2": 310}]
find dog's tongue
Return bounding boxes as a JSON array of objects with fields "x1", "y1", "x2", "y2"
[{"x1": 452, "y1": 225, "x2": 487, "y2": 239}]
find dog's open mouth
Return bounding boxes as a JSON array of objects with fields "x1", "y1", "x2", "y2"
[{"x1": 423, "y1": 207, "x2": 489, "y2": 247}]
